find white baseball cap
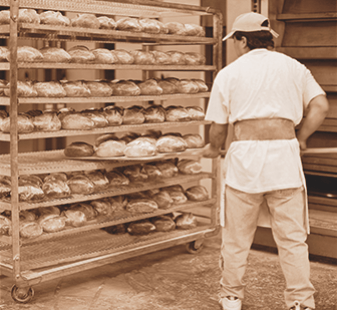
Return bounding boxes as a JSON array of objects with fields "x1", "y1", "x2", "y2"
[{"x1": 222, "y1": 12, "x2": 279, "y2": 41}]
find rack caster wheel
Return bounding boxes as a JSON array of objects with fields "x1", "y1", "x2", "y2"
[
  {"x1": 11, "y1": 285, "x2": 34, "y2": 303},
  {"x1": 186, "y1": 239, "x2": 204, "y2": 254}
]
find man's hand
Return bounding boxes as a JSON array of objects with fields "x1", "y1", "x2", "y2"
[{"x1": 202, "y1": 143, "x2": 220, "y2": 158}]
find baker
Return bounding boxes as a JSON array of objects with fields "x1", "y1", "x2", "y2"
[{"x1": 202, "y1": 12, "x2": 329, "y2": 310}]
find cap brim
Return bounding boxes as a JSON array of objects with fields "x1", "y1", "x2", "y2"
[{"x1": 222, "y1": 31, "x2": 235, "y2": 41}]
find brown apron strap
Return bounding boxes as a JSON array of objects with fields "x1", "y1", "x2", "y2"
[{"x1": 233, "y1": 118, "x2": 295, "y2": 141}]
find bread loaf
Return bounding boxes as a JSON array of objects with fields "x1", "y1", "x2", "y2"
[
  {"x1": 126, "y1": 199, "x2": 158, "y2": 213},
  {"x1": 38, "y1": 206, "x2": 61, "y2": 216},
  {"x1": 108, "y1": 195, "x2": 128, "y2": 212},
  {"x1": 92, "y1": 48, "x2": 118, "y2": 64},
  {"x1": 0, "y1": 9, "x2": 40, "y2": 24},
  {"x1": 157, "y1": 79, "x2": 178, "y2": 94},
  {"x1": 166, "y1": 51, "x2": 186, "y2": 65},
  {"x1": 97, "y1": 16, "x2": 116, "y2": 29},
  {"x1": 183, "y1": 133, "x2": 205, "y2": 148},
  {"x1": 19, "y1": 221, "x2": 43, "y2": 238},
  {"x1": 0, "y1": 177, "x2": 11, "y2": 201},
  {"x1": 184, "y1": 24, "x2": 205, "y2": 37},
  {"x1": 131, "y1": 50, "x2": 156, "y2": 65},
  {"x1": 70, "y1": 203, "x2": 97, "y2": 220},
  {"x1": 116, "y1": 18, "x2": 142, "y2": 32},
  {"x1": 144, "y1": 105, "x2": 166, "y2": 123},
  {"x1": 122, "y1": 105, "x2": 145, "y2": 124},
  {"x1": 104, "y1": 224, "x2": 127, "y2": 234},
  {"x1": 184, "y1": 52, "x2": 206, "y2": 65},
  {"x1": 165, "y1": 22, "x2": 187, "y2": 35},
  {"x1": 33, "y1": 111, "x2": 61, "y2": 131},
  {"x1": 38, "y1": 214, "x2": 66, "y2": 233},
  {"x1": 185, "y1": 185, "x2": 209, "y2": 201},
  {"x1": 95, "y1": 139, "x2": 126, "y2": 157},
  {"x1": 42, "y1": 179, "x2": 71, "y2": 199},
  {"x1": 136, "y1": 79, "x2": 163, "y2": 95},
  {"x1": 123, "y1": 165, "x2": 148, "y2": 183},
  {"x1": 0, "y1": 47, "x2": 8, "y2": 62},
  {"x1": 186, "y1": 106, "x2": 205, "y2": 120},
  {"x1": 84, "y1": 81, "x2": 113, "y2": 97},
  {"x1": 39, "y1": 47, "x2": 71, "y2": 63},
  {"x1": 79, "y1": 109, "x2": 107, "y2": 128},
  {"x1": 155, "y1": 161, "x2": 178, "y2": 178},
  {"x1": 177, "y1": 79, "x2": 199, "y2": 94},
  {"x1": 0, "y1": 215, "x2": 11, "y2": 235},
  {"x1": 151, "y1": 50, "x2": 171, "y2": 65},
  {"x1": 175, "y1": 212, "x2": 197, "y2": 229},
  {"x1": 110, "y1": 80, "x2": 141, "y2": 96},
  {"x1": 139, "y1": 18, "x2": 161, "y2": 34},
  {"x1": 61, "y1": 113, "x2": 95, "y2": 130},
  {"x1": 61, "y1": 80, "x2": 91, "y2": 97},
  {"x1": 34, "y1": 81, "x2": 67, "y2": 97},
  {"x1": 91, "y1": 199, "x2": 112, "y2": 216},
  {"x1": 142, "y1": 164, "x2": 162, "y2": 180},
  {"x1": 44, "y1": 173, "x2": 68, "y2": 183},
  {"x1": 19, "y1": 210, "x2": 37, "y2": 222},
  {"x1": 64, "y1": 141, "x2": 95, "y2": 157},
  {"x1": 68, "y1": 45, "x2": 95, "y2": 63},
  {"x1": 103, "y1": 105, "x2": 123, "y2": 126},
  {"x1": 127, "y1": 220, "x2": 156, "y2": 235},
  {"x1": 62, "y1": 209, "x2": 86, "y2": 227},
  {"x1": 165, "y1": 106, "x2": 191, "y2": 122},
  {"x1": 67, "y1": 174, "x2": 95, "y2": 195},
  {"x1": 39, "y1": 11, "x2": 70, "y2": 26},
  {"x1": 71, "y1": 14, "x2": 100, "y2": 29},
  {"x1": 112, "y1": 50, "x2": 134, "y2": 64},
  {"x1": 192, "y1": 79, "x2": 208, "y2": 92},
  {"x1": 4, "y1": 81, "x2": 38, "y2": 97},
  {"x1": 1, "y1": 113, "x2": 35, "y2": 133},
  {"x1": 156, "y1": 134, "x2": 188, "y2": 153},
  {"x1": 124, "y1": 137, "x2": 157, "y2": 158},
  {"x1": 177, "y1": 159, "x2": 202, "y2": 174},
  {"x1": 14, "y1": 46, "x2": 44, "y2": 62},
  {"x1": 152, "y1": 190, "x2": 173, "y2": 209},
  {"x1": 106, "y1": 170, "x2": 130, "y2": 186},
  {"x1": 151, "y1": 216, "x2": 176, "y2": 232}
]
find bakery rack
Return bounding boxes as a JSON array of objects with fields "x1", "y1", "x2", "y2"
[{"x1": 0, "y1": 0, "x2": 223, "y2": 303}]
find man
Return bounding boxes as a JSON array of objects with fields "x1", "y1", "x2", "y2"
[{"x1": 202, "y1": 12, "x2": 329, "y2": 310}]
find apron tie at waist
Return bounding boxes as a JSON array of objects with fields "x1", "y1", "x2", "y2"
[{"x1": 233, "y1": 118, "x2": 295, "y2": 141}]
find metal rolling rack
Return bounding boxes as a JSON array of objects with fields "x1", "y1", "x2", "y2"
[{"x1": 0, "y1": 0, "x2": 223, "y2": 303}]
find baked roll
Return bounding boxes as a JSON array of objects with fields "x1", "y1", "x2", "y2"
[
  {"x1": 81, "y1": 108, "x2": 109, "y2": 128},
  {"x1": 67, "y1": 174, "x2": 95, "y2": 195},
  {"x1": 39, "y1": 11, "x2": 70, "y2": 26},
  {"x1": 175, "y1": 213, "x2": 198, "y2": 229},
  {"x1": 42, "y1": 178, "x2": 71, "y2": 199},
  {"x1": 38, "y1": 214, "x2": 66, "y2": 233},
  {"x1": 185, "y1": 185, "x2": 209, "y2": 201},
  {"x1": 95, "y1": 139, "x2": 126, "y2": 157},
  {"x1": 123, "y1": 165, "x2": 148, "y2": 183},
  {"x1": 165, "y1": 106, "x2": 191, "y2": 122},
  {"x1": 177, "y1": 79, "x2": 199, "y2": 94},
  {"x1": 71, "y1": 13, "x2": 100, "y2": 29},
  {"x1": 70, "y1": 203, "x2": 97, "y2": 221},
  {"x1": 19, "y1": 221, "x2": 43, "y2": 238},
  {"x1": 84, "y1": 170, "x2": 109, "y2": 191},
  {"x1": 106, "y1": 170, "x2": 130, "y2": 186},
  {"x1": 177, "y1": 159, "x2": 202, "y2": 175},
  {"x1": 151, "y1": 191, "x2": 173, "y2": 210},
  {"x1": 126, "y1": 199, "x2": 158, "y2": 213},
  {"x1": 61, "y1": 209, "x2": 86, "y2": 227},
  {"x1": 154, "y1": 161, "x2": 179, "y2": 178},
  {"x1": 157, "y1": 79, "x2": 178, "y2": 94},
  {"x1": 186, "y1": 106, "x2": 205, "y2": 120},
  {"x1": 122, "y1": 105, "x2": 145, "y2": 124},
  {"x1": 39, "y1": 47, "x2": 71, "y2": 63},
  {"x1": 151, "y1": 216, "x2": 176, "y2": 231}
]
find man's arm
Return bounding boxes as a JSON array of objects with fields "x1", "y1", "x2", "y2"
[
  {"x1": 297, "y1": 94, "x2": 329, "y2": 150},
  {"x1": 202, "y1": 123, "x2": 228, "y2": 158}
]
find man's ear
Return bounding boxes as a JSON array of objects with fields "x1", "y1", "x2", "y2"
[{"x1": 241, "y1": 36, "x2": 248, "y2": 48}]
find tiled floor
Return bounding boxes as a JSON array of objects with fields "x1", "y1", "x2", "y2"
[{"x1": 0, "y1": 233, "x2": 336, "y2": 310}]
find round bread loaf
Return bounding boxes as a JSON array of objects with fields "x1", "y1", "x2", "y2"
[
  {"x1": 39, "y1": 47, "x2": 71, "y2": 63},
  {"x1": 39, "y1": 10, "x2": 70, "y2": 26},
  {"x1": 156, "y1": 135, "x2": 188, "y2": 153},
  {"x1": 97, "y1": 16, "x2": 116, "y2": 29},
  {"x1": 71, "y1": 14, "x2": 100, "y2": 29}
]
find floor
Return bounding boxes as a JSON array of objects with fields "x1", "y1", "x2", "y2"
[{"x1": 0, "y1": 233, "x2": 336, "y2": 310}]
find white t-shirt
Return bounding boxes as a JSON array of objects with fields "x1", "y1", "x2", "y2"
[{"x1": 205, "y1": 49, "x2": 325, "y2": 193}]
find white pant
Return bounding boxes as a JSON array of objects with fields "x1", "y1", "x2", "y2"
[{"x1": 220, "y1": 185, "x2": 315, "y2": 309}]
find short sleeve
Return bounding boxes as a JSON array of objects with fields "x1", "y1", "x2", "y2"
[
  {"x1": 205, "y1": 76, "x2": 229, "y2": 124},
  {"x1": 302, "y1": 67, "x2": 325, "y2": 109}
]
